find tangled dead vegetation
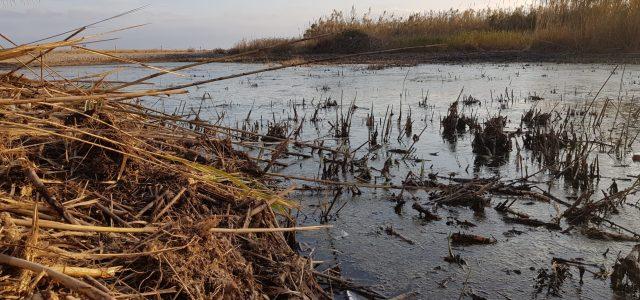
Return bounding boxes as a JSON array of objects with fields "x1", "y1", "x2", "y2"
[
  {"x1": 441, "y1": 100, "x2": 478, "y2": 140},
  {"x1": 0, "y1": 35, "x2": 324, "y2": 300},
  {"x1": 611, "y1": 244, "x2": 640, "y2": 296},
  {"x1": 472, "y1": 116, "x2": 512, "y2": 156}
]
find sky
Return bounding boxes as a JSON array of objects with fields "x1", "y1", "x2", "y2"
[{"x1": 1, "y1": 0, "x2": 532, "y2": 49}]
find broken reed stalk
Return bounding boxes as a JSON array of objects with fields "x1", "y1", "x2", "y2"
[
  {"x1": 209, "y1": 225, "x2": 331, "y2": 233},
  {"x1": 0, "y1": 254, "x2": 114, "y2": 300},
  {"x1": 49, "y1": 266, "x2": 121, "y2": 279},
  {"x1": 0, "y1": 89, "x2": 186, "y2": 106},
  {"x1": 10, "y1": 219, "x2": 333, "y2": 233},
  {"x1": 8, "y1": 217, "x2": 158, "y2": 233},
  {"x1": 21, "y1": 161, "x2": 78, "y2": 224},
  {"x1": 71, "y1": 45, "x2": 188, "y2": 77},
  {"x1": 266, "y1": 172, "x2": 409, "y2": 190}
]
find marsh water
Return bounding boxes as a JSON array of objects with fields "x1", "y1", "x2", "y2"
[{"x1": 53, "y1": 62, "x2": 640, "y2": 299}]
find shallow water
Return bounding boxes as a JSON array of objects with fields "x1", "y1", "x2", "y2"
[{"x1": 52, "y1": 62, "x2": 640, "y2": 299}]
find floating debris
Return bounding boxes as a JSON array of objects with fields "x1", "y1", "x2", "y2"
[{"x1": 450, "y1": 232, "x2": 496, "y2": 246}]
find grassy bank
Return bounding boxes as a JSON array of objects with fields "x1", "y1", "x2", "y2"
[{"x1": 232, "y1": 0, "x2": 640, "y2": 55}]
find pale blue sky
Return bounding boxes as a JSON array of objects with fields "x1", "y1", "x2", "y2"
[{"x1": 1, "y1": 0, "x2": 531, "y2": 49}]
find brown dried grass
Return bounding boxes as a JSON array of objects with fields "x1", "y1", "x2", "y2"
[{"x1": 0, "y1": 38, "x2": 323, "y2": 299}]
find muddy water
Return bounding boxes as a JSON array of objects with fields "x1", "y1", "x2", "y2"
[{"x1": 55, "y1": 62, "x2": 640, "y2": 299}]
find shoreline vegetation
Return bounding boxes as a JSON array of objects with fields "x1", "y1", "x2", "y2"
[
  {"x1": 7, "y1": 50, "x2": 640, "y2": 68},
  {"x1": 232, "y1": 0, "x2": 640, "y2": 58},
  {"x1": 4, "y1": 0, "x2": 640, "y2": 67}
]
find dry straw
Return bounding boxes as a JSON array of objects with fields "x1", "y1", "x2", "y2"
[{"x1": 0, "y1": 11, "x2": 337, "y2": 300}]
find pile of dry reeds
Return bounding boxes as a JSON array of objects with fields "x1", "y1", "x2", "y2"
[{"x1": 0, "y1": 30, "x2": 324, "y2": 300}]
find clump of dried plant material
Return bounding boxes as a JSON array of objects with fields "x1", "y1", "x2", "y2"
[
  {"x1": 441, "y1": 101, "x2": 478, "y2": 140},
  {"x1": 0, "y1": 39, "x2": 322, "y2": 299},
  {"x1": 611, "y1": 245, "x2": 640, "y2": 297},
  {"x1": 472, "y1": 116, "x2": 512, "y2": 156},
  {"x1": 534, "y1": 260, "x2": 572, "y2": 297},
  {"x1": 521, "y1": 108, "x2": 552, "y2": 127}
]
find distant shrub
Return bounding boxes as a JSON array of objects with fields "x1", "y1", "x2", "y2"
[
  {"x1": 311, "y1": 29, "x2": 374, "y2": 53},
  {"x1": 229, "y1": 37, "x2": 301, "y2": 55}
]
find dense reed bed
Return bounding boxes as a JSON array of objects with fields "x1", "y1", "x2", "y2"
[{"x1": 234, "y1": 0, "x2": 640, "y2": 54}]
